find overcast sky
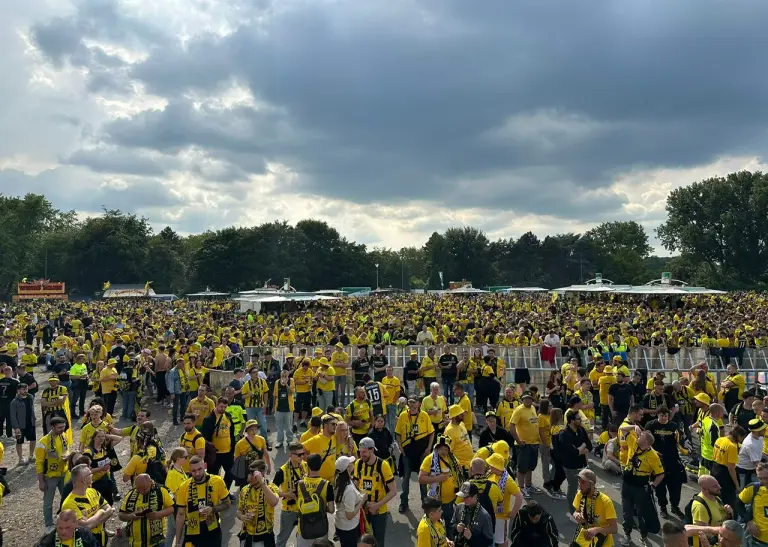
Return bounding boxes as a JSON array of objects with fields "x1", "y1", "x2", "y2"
[{"x1": 2, "y1": 0, "x2": 767, "y2": 252}]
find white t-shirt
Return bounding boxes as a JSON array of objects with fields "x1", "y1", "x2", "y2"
[
  {"x1": 335, "y1": 483, "x2": 365, "y2": 531},
  {"x1": 738, "y1": 434, "x2": 763, "y2": 470}
]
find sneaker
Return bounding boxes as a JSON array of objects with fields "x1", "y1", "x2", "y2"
[
  {"x1": 300, "y1": 421, "x2": 307, "y2": 429},
  {"x1": 671, "y1": 506, "x2": 685, "y2": 519},
  {"x1": 660, "y1": 507, "x2": 669, "y2": 519},
  {"x1": 399, "y1": 504, "x2": 407, "y2": 514},
  {"x1": 566, "y1": 512, "x2": 577, "y2": 523},
  {"x1": 114, "y1": 492, "x2": 121, "y2": 501},
  {"x1": 620, "y1": 537, "x2": 631, "y2": 547},
  {"x1": 522, "y1": 487, "x2": 531, "y2": 499},
  {"x1": 292, "y1": 424, "x2": 298, "y2": 434},
  {"x1": 640, "y1": 536, "x2": 652, "y2": 547},
  {"x1": 17, "y1": 458, "x2": 27, "y2": 466},
  {"x1": 544, "y1": 486, "x2": 556, "y2": 498},
  {"x1": 528, "y1": 485, "x2": 544, "y2": 495},
  {"x1": 276, "y1": 443, "x2": 283, "y2": 449},
  {"x1": 267, "y1": 443, "x2": 273, "y2": 451},
  {"x1": 555, "y1": 491, "x2": 568, "y2": 500}
]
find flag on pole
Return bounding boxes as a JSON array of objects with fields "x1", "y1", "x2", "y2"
[{"x1": 102, "y1": 281, "x2": 111, "y2": 291}]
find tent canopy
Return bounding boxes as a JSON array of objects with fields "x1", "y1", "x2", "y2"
[
  {"x1": 447, "y1": 287, "x2": 489, "y2": 294},
  {"x1": 499, "y1": 287, "x2": 548, "y2": 292}
]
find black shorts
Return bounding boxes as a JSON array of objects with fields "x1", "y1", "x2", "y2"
[
  {"x1": 17, "y1": 426, "x2": 36, "y2": 444},
  {"x1": 295, "y1": 392, "x2": 311, "y2": 413},
  {"x1": 185, "y1": 526, "x2": 223, "y2": 547},
  {"x1": 514, "y1": 369, "x2": 531, "y2": 384},
  {"x1": 517, "y1": 444, "x2": 539, "y2": 473}
]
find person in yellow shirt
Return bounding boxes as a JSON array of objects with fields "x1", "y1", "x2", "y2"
[
  {"x1": 422, "y1": 383, "x2": 448, "y2": 437},
  {"x1": 395, "y1": 399, "x2": 435, "y2": 513},
  {"x1": 354, "y1": 437, "x2": 398, "y2": 546},
  {"x1": 98, "y1": 359, "x2": 119, "y2": 416},
  {"x1": 174, "y1": 455, "x2": 231, "y2": 546},
  {"x1": 418, "y1": 435, "x2": 464, "y2": 526},
  {"x1": 712, "y1": 426, "x2": 747, "y2": 507},
  {"x1": 236, "y1": 459, "x2": 280, "y2": 545},
  {"x1": 620, "y1": 431, "x2": 664, "y2": 543},
  {"x1": 417, "y1": 497, "x2": 450, "y2": 547},
  {"x1": 720, "y1": 364, "x2": 746, "y2": 414},
  {"x1": 454, "y1": 382, "x2": 474, "y2": 439},
  {"x1": 331, "y1": 344, "x2": 350, "y2": 406},
  {"x1": 738, "y1": 463, "x2": 768, "y2": 546},
  {"x1": 572, "y1": 468, "x2": 618, "y2": 547},
  {"x1": 36, "y1": 416, "x2": 70, "y2": 529},
  {"x1": 690, "y1": 475, "x2": 728, "y2": 547},
  {"x1": 185, "y1": 386, "x2": 216, "y2": 428},
  {"x1": 201, "y1": 397, "x2": 237, "y2": 491},
  {"x1": 293, "y1": 358, "x2": 314, "y2": 426},
  {"x1": 419, "y1": 347, "x2": 438, "y2": 394},
  {"x1": 315, "y1": 359, "x2": 336, "y2": 412},
  {"x1": 117, "y1": 473, "x2": 174, "y2": 547},
  {"x1": 178, "y1": 415, "x2": 206, "y2": 472},
  {"x1": 509, "y1": 392, "x2": 540, "y2": 497},
  {"x1": 444, "y1": 405, "x2": 473, "y2": 469},
  {"x1": 234, "y1": 420, "x2": 271, "y2": 480},
  {"x1": 41, "y1": 509, "x2": 101, "y2": 547},
  {"x1": 488, "y1": 452, "x2": 524, "y2": 546},
  {"x1": 164, "y1": 447, "x2": 189, "y2": 541},
  {"x1": 598, "y1": 365, "x2": 617, "y2": 430},
  {"x1": 61, "y1": 464, "x2": 115, "y2": 547},
  {"x1": 346, "y1": 386, "x2": 373, "y2": 445},
  {"x1": 381, "y1": 365, "x2": 402, "y2": 434},
  {"x1": 302, "y1": 414, "x2": 339, "y2": 481}
]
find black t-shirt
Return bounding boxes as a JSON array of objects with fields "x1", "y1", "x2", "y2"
[
  {"x1": 19, "y1": 372, "x2": 38, "y2": 395},
  {"x1": 404, "y1": 359, "x2": 420, "y2": 382},
  {"x1": 0, "y1": 377, "x2": 20, "y2": 404},
  {"x1": 439, "y1": 354, "x2": 459, "y2": 379},
  {"x1": 733, "y1": 404, "x2": 756, "y2": 431},
  {"x1": 352, "y1": 358, "x2": 370, "y2": 377},
  {"x1": 630, "y1": 381, "x2": 647, "y2": 401},
  {"x1": 24, "y1": 325, "x2": 37, "y2": 342},
  {"x1": 0, "y1": 354, "x2": 15, "y2": 368},
  {"x1": 645, "y1": 419, "x2": 681, "y2": 464},
  {"x1": 608, "y1": 382, "x2": 633, "y2": 413},
  {"x1": 369, "y1": 354, "x2": 388, "y2": 374}
]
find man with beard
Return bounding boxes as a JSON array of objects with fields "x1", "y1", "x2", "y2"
[
  {"x1": 642, "y1": 379, "x2": 675, "y2": 427},
  {"x1": 174, "y1": 455, "x2": 231, "y2": 546},
  {"x1": 395, "y1": 398, "x2": 434, "y2": 514},
  {"x1": 646, "y1": 407, "x2": 687, "y2": 519}
]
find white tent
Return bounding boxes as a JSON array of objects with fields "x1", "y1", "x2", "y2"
[
  {"x1": 499, "y1": 287, "x2": 548, "y2": 292},
  {"x1": 552, "y1": 284, "x2": 627, "y2": 293},
  {"x1": 447, "y1": 287, "x2": 489, "y2": 294},
  {"x1": 315, "y1": 290, "x2": 343, "y2": 295},
  {"x1": 186, "y1": 289, "x2": 229, "y2": 297},
  {"x1": 615, "y1": 286, "x2": 690, "y2": 295}
]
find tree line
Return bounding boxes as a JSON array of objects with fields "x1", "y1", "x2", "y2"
[{"x1": 1, "y1": 170, "x2": 766, "y2": 296}]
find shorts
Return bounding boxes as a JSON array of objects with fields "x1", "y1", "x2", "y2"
[
  {"x1": 514, "y1": 369, "x2": 531, "y2": 384},
  {"x1": 184, "y1": 526, "x2": 222, "y2": 547},
  {"x1": 517, "y1": 444, "x2": 539, "y2": 473},
  {"x1": 17, "y1": 426, "x2": 36, "y2": 444},
  {"x1": 295, "y1": 392, "x2": 311, "y2": 413},
  {"x1": 494, "y1": 519, "x2": 509, "y2": 545}
]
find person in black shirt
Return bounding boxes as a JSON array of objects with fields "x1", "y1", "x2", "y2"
[
  {"x1": 645, "y1": 407, "x2": 686, "y2": 519},
  {"x1": 369, "y1": 345, "x2": 388, "y2": 382},
  {"x1": 439, "y1": 347, "x2": 459, "y2": 405},
  {"x1": 24, "y1": 324, "x2": 37, "y2": 346},
  {"x1": 509, "y1": 501, "x2": 559, "y2": 547},
  {"x1": 41, "y1": 320, "x2": 54, "y2": 347},
  {"x1": 351, "y1": 347, "x2": 370, "y2": 386},
  {"x1": 477, "y1": 411, "x2": 515, "y2": 453},
  {"x1": 730, "y1": 389, "x2": 757, "y2": 431},
  {"x1": 630, "y1": 371, "x2": 647, "y2": 401},
  {"x1": 403, "y1": 351, "x2": 420, "y2": 397},
  {"x1": 0, "y1": 365, "x2": 20, "y2": 437},
  {"x1": 0, "y1": 348, "x2": 16, "y2": 369},
  {"x1": 641, "y1": 379, "x2": 674, "y2": 426},
  {"x1": 557, "y1": 410, "x2": 593, "y2": 507},
  {"x1": 608, "y1": 371, "x2": 633, "y2": 425},
  {"x1": 16, "y1": 364, "x2": 38, "y2": 396}
]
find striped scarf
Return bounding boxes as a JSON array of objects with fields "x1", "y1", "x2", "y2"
[
  {"x1": 427, "y1": 450, "x2": 463, "y2": 498},
  {"x1": 496, "y1": 471, "x2": 509, "y2": 513}
]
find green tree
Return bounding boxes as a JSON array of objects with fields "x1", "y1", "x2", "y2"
[
  {"x1": 657, "y1": 171, "x2": 768, "y2": 286},
  {"x1": 146, "y1": 227, "x2": 187, "y2": 293},
  {"x1": 583, "y1": 221, "x2": 652, "y2": 283}
]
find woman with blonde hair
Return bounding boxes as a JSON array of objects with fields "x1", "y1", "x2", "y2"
[
  {"x1": 164, "y1": 447, "x2": 188, "y2": 547},
  {"x1": 335, "y1": 420, "x2": 358, "y2": 458}
]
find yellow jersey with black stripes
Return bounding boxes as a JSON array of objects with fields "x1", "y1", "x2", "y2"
[
  {"x1": 353, "y1": 457, "x2": 395, "y2": 515},
  {"x1": 624, "y1": 447, "x2": 664, "y2": 479}
]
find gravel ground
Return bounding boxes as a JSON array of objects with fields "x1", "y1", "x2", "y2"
[{"x1": 2, "y1": 375, "x2": 705, "y2": 547}]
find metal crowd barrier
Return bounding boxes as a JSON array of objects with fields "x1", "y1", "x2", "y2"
[{"x1": 235, "y1": 344, "x2": 768, "y2": 391}]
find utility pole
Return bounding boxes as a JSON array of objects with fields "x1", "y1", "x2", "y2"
[{"x1": 45, "y1": 248, "x2": 48, "y2": 279}]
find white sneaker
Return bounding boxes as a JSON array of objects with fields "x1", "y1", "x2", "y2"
[
  {"x1": 566, "y1": 513, "x2": 577, "y2": 523},
  {"x1": 620, "y1": 536, "x2": 631, "y2": 547}
]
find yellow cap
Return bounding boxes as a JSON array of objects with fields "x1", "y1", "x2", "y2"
[
  {"x1": 487, "y1": 453, "x2": 506, "y2": 471},
  {"x1": 695, "y1": 393, "x2": 711, "y2": 405},
  {"x1": 448, "y1": 404, "x2": 465, "y2": 419},
  {"x1": 311, "y1": 407, "x2": 323, "y2": 417}
]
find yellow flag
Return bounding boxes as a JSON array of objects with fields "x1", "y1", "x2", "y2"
[
  {"x1": 21, "y1": 277, "x2": 28, "y2": 283},
  {"x1": 144, "y1": 281, "x2": 152, "y2": 291},
  {"x1": 63, "y1": 400, "x2": 73, "y2": 447},
  {"x1": 552, "y1": 292, "x2": 558, "y2": 302},
  {"x1": 102, "y1": 281, "x2": 111, "y2": 290}
]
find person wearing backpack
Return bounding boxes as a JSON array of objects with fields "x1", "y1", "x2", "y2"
[
  {"x1": 123, "y1": 422, "x2": 167, "y2": 486},
  {"x1": 233, "y1": 420, "x2": 272, "y2": 486},
  {"x1": 686, "y1": 475, "x2": 731, "y2": 547},
  {"x1": 201, "y1": 396, "x2": 237, "y2": 493},
  {"x1": 296, "y1": 453, "x2": 335, "y2": 547},
  {"x1": 179, "y1": 414, "x2": 216, "y2": 471},
  {"x1": 735, "y1": 462, "x2": 768, "y2": 547}
]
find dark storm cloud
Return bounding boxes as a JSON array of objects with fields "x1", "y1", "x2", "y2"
[{"x1": 28, "y1": 0, "x2": 768, "y2": 217}]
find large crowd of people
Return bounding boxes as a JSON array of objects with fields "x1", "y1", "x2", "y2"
[{"x1": 0, "y1": 293, "x2": 765, "y2": 547}]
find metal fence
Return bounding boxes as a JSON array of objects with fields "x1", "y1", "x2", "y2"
[{"x1": 232, "y1": 344, "x2": 768, "y2": 393}]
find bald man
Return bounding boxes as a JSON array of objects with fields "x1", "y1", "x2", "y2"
[
  {"x1": 690, "y1": 475, "x2": 732, "y2": 547},
  {"x1": 118, "y1": 473, "x2": 174, "y2": 547},
  {"x1": 36, "y1": 510, "x2": 99, "y2": 547}
]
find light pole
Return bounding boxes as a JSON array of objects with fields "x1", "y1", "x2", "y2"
[{"x1": 375, "y1": 263, "x2": 379, "y2": 289}]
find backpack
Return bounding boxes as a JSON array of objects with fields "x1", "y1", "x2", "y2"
[
  {"x1": 145, "y1": 449, "x2": 167, "y2": 484},
  {"x1": 684, "y1": 495, "x2": 720, "y2": 546},
  {"x1": 297, "y1": 479, "x2": 329, "y2": 540},
  {"x1": 186, "y1": 432, "x2": 217, "y2": 469}
]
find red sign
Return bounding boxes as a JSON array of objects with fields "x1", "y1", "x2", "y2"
[{"x1": 17, "y1": 280, "x2": 66, "y2": 295}]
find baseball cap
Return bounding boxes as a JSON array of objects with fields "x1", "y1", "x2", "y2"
[
  {"x1": 359, "y1": 437, "x2": 376, "y2": 450},
  {"x1": 335, "y1": 455, "x2": 356, "y2": 472},
  {"x1": 456, "y1": 481, "x2": 480, "y2": 499}
]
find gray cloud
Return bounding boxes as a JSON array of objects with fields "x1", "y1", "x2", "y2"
[{"x1": 20, "y1": 0, "x2": 768, "y2": 222}]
